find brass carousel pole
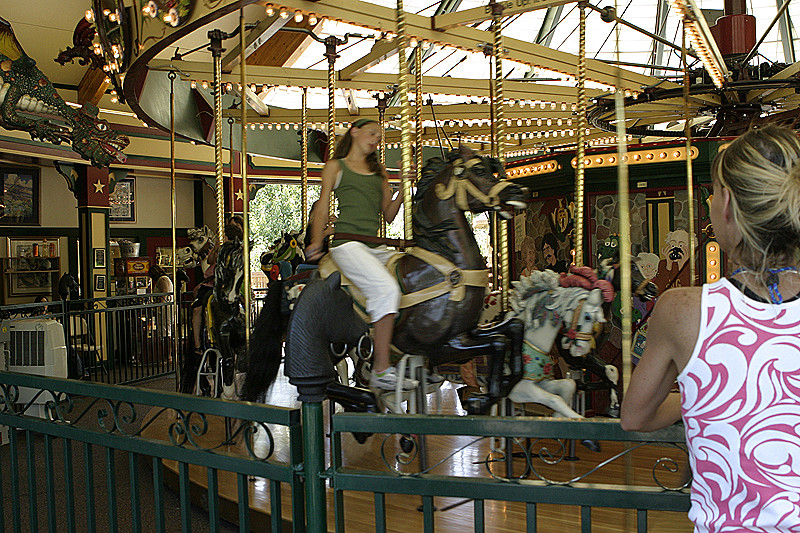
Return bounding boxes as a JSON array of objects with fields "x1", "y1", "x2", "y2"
[
  {"x1": 683, "y1": 25, "x2": 696, "y2": 286},
  {"x1": 574, "y1": 1, "x2": 588, "y2": 267},
  {"x1": 209, "y1": 29, "x2": 226, "y2": 245},
  {"x1": 396, "y1": 0, "x2": 414, "y2": 239},
  {"x1": 301, "y1": 87, "x2": 309, "y2": 224},
  {"x1": 168, "y1": 70, "x2": 179, "y2": 389},
  {"x1": 377, "y1": 92, "x2": 388, "y2": 238},
  {"x1": 240, "y1": 10, "x2": 251, "y2": 349},
  {"x1": 324, "y1": 37, "x2": 338, "y2": 215},
  {"x1": 415, "y1": 45, "x2": 423, "y2": 205},
  {"x1": 614, "y1": 11, "x2": 632, "y2": 399},
  {"x1": 491, "y1": 0, "x2": 510, "y2": 310},
  {"x1": 613, "y1": 6, "x2": 633, "y2": 531}
]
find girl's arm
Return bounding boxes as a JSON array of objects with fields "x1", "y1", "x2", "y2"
[
  {"x1": 308, "y1": 161, "x2": 338, "y2": 260},
  {"x1": 620, "y1": 287, "x2": 701, "y2": 432},
  {"x1": 382, "y1": 175, "x2": 403, "y2": 224}
]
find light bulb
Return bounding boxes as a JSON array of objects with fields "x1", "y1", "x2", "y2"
[
  {"x1": 85, "y1": 9, "x2": 94, "y2": 22},
  {"x1": 265, "y1": 4, "x2": 274, "y2": 16},
  {"x1": 294, "y1": 10, "x2": 303, "y2": 23},
  {"x1": 308, "y1": 13, "x2": 318, "y2": 24},
  {"x1": 279, "y1": 8, "x2": 289, "y2": 19}
]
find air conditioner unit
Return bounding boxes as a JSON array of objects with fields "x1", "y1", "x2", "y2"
[{"x1": 0, "y1": 319, "x2": 67, "y2": 419}]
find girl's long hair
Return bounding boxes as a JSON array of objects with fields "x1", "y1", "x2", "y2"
[{"x1": 333, "y1": 120, "x2": 386, "y2": 176}]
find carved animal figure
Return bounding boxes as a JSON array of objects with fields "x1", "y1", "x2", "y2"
[
  {"x1": 0, "y1": 17, "x2": 128, "y2": 167},
  {"x1": 54, "y1": 18, "x2": 104, "y2": 69},
  {"x1": 504, "y1": 269, "x2": 614, "y2": 414},
  {"x1": 260, "y1": 230, "x2": 305, "y2": 280},
  {"x1": 205, "y1": 238, "x2": 245, "y2": 397},
  {"x1": 242, "y1": 147, "x2": 528, "y2": 413}
]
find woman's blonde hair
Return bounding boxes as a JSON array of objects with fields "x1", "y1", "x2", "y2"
[{"x1": 712, "y1": 124, "x2": 800, "y2": 270}]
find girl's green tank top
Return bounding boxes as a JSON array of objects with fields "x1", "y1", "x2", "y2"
[{"x1": 331, "y1": 159, "x2": 383, "y2": 247}]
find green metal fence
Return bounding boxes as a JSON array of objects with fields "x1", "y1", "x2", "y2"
[
  {"x1": 326, "y1": 412, "x2": 690, "y2": 533},
  {"x1": 0, "y1": 371, "x2": 304, "y2": 533},
  {"x1": 0, "y1": 371, "x2": 691, "y2": 532}
]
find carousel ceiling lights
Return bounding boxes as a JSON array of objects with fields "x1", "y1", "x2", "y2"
[{"x1": 672, "y1": 0, "x2": 729, "y2": 89}]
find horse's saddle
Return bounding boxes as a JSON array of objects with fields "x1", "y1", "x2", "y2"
[{"x1": 317, "y1": 247, "x2": 488, "y2": 323}]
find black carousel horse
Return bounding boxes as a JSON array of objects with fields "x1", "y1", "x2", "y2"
[
  {"x1": 242, "y1": 147, "x2": 529, "y2": 415},
  {"x1": 185, "y1": 238, "x2": 246, "y2": 397}
]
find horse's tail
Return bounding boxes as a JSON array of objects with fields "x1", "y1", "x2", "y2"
[{"x1": 241, "y1": 281, "x2": 285, "y2": 402}]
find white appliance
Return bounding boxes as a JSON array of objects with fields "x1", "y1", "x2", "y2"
[{"x1": 0, "y1": 319, "x2": 68, "y2": 419}]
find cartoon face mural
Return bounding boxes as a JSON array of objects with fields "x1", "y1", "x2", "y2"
[
  {"x1": 636, "y1": 252, "x2": 660, "y2": 280},
  {"x1": 662, "y1": 229, "x2": 690, "y2": 271},
  {"x1": 597, "y1": 234, "x2": 620, "y2": 263}
]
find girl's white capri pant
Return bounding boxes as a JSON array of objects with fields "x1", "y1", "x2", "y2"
[{"x1": 329, "y1": 241, "x2": 400, "y2": 323}]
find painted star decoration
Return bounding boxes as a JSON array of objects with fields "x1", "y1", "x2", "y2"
[
  {"x1": 93, "y1": 179, "x2": 105, "y2": 193},
  {"x1": 235, "y1": 189, "x2": 244, "y2": 201}
]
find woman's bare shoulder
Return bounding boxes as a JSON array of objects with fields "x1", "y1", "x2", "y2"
[{"x1": 648, "y1": 286, "x2": 703, "y2": 361}]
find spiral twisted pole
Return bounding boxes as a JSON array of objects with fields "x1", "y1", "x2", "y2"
[
  {"x1": 415, "y1": 48, "x2": 423, "y2": 191},
  {"x1": 301, "y1": 87, "x2": 309, "y2": 223},
  {"x1": 491, "y1": 2, "x2": 510, "y2": 310},
  {"x1": 396, "y1": 0, "x2": 414, "y2": 239},
  {"x1": 574, "y1": 2, "x2": 588, "y2": 267},
  {"x1": 212, "y1": 40, "x2": 225, "y2": 244}
]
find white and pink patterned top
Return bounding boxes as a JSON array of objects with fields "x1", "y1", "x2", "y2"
[{"x1": 677, "y1": 278, "x2": 800, "y2": 532}]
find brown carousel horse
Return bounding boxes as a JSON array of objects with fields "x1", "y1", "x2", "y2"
[{"x1": 241, "y1": 147, "x2": 529, "y2": 414}]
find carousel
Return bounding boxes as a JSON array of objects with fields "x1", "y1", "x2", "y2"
[{"x1": 2, "y1": 0, "x2": 798, "y2": 530}]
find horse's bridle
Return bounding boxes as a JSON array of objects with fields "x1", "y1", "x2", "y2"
[
  {"x1": 561, "y1": 298, "x2": 594, "y2": 348},
  {"x1": 434, "y1": 157, "x2": 515, "y2": 211}
]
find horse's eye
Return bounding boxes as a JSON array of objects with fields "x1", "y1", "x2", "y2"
[
  {"x1": 96, "y1": 123, "x2": 108, "y2": 131},
  {"x1": 584, "y1": 313, "x2": 592, "y2": 321},
  {"x1": 610, "y1": 241, "x2": 617, "y2": 247}
]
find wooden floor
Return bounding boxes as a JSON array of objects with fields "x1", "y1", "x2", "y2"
[{"x1": 142, "y1": 368, "x2": 694, "y2": 532}]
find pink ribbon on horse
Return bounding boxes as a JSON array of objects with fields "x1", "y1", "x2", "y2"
[{"x1": 559, "y1": 265, "x2": 615, "y2": 303}]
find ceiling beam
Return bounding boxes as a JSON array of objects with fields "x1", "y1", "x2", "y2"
[
  {"x1": 432, "y1": 0, "x2": 572, "y2": 30},
  {"x1": 221, "y1": 16, "x2": 289, "y2": 71},
  {"x1": 150, "y1": 59, "x2": 605, "y2": 101},
  {"x1": 267, "y1": 0, "x2": 668, "y2": 91}
]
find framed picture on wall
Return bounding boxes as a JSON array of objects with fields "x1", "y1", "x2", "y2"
[
  {"x1": 110, "y1": 178, "x2": 135, "y2": 222},
  {"x1": 93, "y1": 248, "x2": 106, "y2": 268},
  {"x1": 0, "y1": 167, "x2": 39, "y2": 226},
  {"x1": 6, "y1": 237, "x2": 59, "y2": 296},
  {"x1": 94, "y1": 274, "x2": 106, "y2": 292}
]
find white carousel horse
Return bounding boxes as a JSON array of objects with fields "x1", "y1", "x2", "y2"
[{"x1": 505, "y1": 267, "x2": 616, "y2": 418}]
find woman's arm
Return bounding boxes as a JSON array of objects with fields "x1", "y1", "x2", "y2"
[
  {"x1": 620, "y1": 287, "x2": 701, "y2": 432},
  {"x1": 307, "y1": 161, "x2": 338, "y2": 260}
]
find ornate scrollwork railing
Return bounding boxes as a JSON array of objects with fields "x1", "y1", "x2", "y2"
[{"x1": 0, "y1": 375, "x2": 290, "y2": 463}]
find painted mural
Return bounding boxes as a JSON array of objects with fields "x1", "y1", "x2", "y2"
[{"x1": 514, "y1": 195, "x2": 574, "y2": 278}]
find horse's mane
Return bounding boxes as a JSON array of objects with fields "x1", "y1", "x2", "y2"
[
  {"x1": 415, "y1": 150, "x2": 463, "y2": 200},
  {"x1": 509, "y1": 270, "x2": 593, "y2": 328}
]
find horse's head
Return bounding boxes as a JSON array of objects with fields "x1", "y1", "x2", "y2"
[
  {"x1": 261, "y1": 231, "x2": 304, "y2": 279},
  {"x1": 557, "y1": 266, "x2": 615, "y2": 357},
  {"x1": 188, "y1": 226, "x2": 214, "y2": 254},
  {"x1": 214, "y1": 239, "x2": 244, "y2": 306},
  {"x1": 174, "y1": 246, "x2": 197, "y2": 269},
  {"x1": 422, "y1": 146, "x2": 528, "y2": 218},
  {"x1": 559, "y1": 288, "x2": 606, "y2": 357},
  {"x1": 270, "y1": 231, "x2": 304, "y2": 264}
]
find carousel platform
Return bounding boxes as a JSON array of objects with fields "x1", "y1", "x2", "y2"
[{"x1": 141, "y1": 369, "x2": 693, "y2": 532}]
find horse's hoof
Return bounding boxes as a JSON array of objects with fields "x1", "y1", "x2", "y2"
[
  {"x1": 353, "y1": 432, "x2": 372, "y2": 444},
  {"x1": 460, "y1": 393, "x2": 498, "y2": 415},
  {"x1": 400, "y1": 434, "x2": 415, "y2": 454},
  {"x1": 581, "y1": 439, "x2": 601, "y2": 453}
]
